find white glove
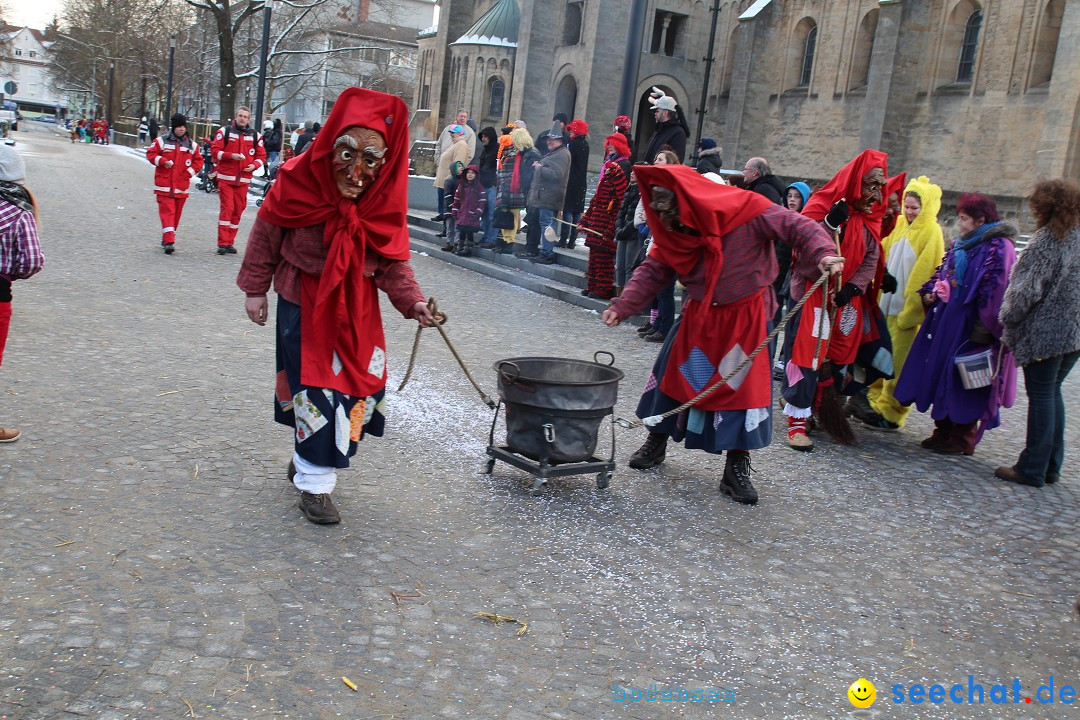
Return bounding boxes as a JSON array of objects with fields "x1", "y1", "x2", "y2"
[{"x1": 647, "y1": 86, "x2": 665, "y2": 108}]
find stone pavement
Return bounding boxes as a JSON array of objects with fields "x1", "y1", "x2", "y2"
[{"x1": 1, "y1": 125, "x2": 1077, "y2": 720}]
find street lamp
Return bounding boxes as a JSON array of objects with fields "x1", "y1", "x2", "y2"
[
  {"x1": 254, "y1": 0, "x2": 274, "y2": 131},
  {"x1": 165, "y1": 35, "x2": 177, "y2": 121},
  {"x1": 618, "y1": 0, "x2": 649, "y2": 152},
  {"x1": 106, "y1": 60, "x2": 115, "y2": 129}
]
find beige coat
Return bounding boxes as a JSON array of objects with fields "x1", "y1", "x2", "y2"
[{"x1": 434, "y1": 137, "x2": 469, "y2": 188}]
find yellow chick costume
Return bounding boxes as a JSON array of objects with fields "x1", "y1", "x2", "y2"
[{"x1": 869, "y1": 176, "x2": 946, "y2": 426}]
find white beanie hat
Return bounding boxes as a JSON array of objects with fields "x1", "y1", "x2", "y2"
[{"x1": 0, "y1": 144, "x2": 26, "y2": 184}]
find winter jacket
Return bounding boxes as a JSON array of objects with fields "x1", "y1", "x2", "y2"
[
  {"x1": 614, "y1": 179, "x2": 642, "y2": 243},
  {"x1": 294, "y1": 129, "x2": 318, "y2": 154},
  {"x1": 746, "y1": 174, "x2": 786, "y2": 204},
  {"x1": 437, "y1": 125, "x2": 477, "y2": 165},
  {"x1": 643, "y1": 116, "x2": 688, "y2": 164},
  {"x1": 210, "y1": 124, "x2": 266, "y2": 186},
  {"x1": 695, "y1": 148, "x2": 723, "y2": 174},
  {"x1": 147, "y1": 132, "x2": 204, "y2": 196},
  {"x1": 1000, "y1": 225, "x2": 1080, "y2": 366},
  {"x1": 434, "y1": 137, "x2": 469, "y2": 188},
  {"x1": 477, "y1": 143, "x2": 498, "y2": 189},
  {"x1": 563, "y1": 135, "x2": 590, "y2": 214},
  {"x1": 495, "y1": 145, "x2": 540, "y2": 209},
  {"x1": 526, "y1": 145, "x2": 571, "y2": 212},
  {"x1": 452, "y1": 178, "x2": 487, "y2": 231},
  {"x1": 265, "y1": 125, "x2": 283, "y2": 152}
]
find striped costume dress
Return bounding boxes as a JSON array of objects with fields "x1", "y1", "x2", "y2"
[{"x1": 582, "y1": 158, "x2": 630, "y2": 299}]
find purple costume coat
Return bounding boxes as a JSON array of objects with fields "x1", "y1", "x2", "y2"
[{"x1": 894, "y1": 223, "x2": 1018, "y2": 440}]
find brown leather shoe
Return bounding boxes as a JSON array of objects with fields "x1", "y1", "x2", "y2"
[
  {"x1": 0, "y1": 427, "x2": 21, "y2": 443},
  {"x1": 299, "y1": 492, "x2": 341, "y2": 524},
  {"x1": 994, "y1": 466, "x2": 1044, "y2": 488}
]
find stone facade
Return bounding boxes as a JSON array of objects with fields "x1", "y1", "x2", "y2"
[{"x1": 417, "y1": 0, "x2": 1075, "y2": 213}]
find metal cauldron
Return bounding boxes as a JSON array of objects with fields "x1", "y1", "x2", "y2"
[{"x1": 494, "y1": 352, "x2": 624, "y2": 464}]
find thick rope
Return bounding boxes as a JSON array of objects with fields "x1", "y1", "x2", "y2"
[
  {"x1": 398, "y1": 297, "x2": 497, "y2": 409},
  {"x1": 551, "y1": 215, "x2": 604, "y2": 238},
  {"x1": 616, "y1": 263, "x2": 841, "y2": 430}
]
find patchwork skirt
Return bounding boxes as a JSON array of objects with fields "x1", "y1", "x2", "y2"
[
  {"x1": 636, "y1": 316, "x2": 772, "y2": 453},
  {"x1": 274, "y1": 298, "x2": 386, "y2": 469}
]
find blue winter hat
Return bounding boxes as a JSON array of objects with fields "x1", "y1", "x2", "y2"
[
  {"x1": 699, "y1": 138, "x2": 717, "y2": 150},
  {"x1": 786, "y1": 181, "x2": 811, "y2": 206}
]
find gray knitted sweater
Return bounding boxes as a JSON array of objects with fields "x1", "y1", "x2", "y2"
[{"x1": 999, "y1": 225, "x2": 1080, "y2": 366}]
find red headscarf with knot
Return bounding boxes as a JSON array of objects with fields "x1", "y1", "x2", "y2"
[
  {"x1": 801, "y1": 148, "x2": 888, "y2": 283},
  {"x1": 635, "y1": 165, "x2": 772, "y2": 302},
  {"x1": 258, "y1": 87, "x2": 411, "y2": 397},
  {"x1": 791, "y1": 149, "x2": 888, "y2": 368}
]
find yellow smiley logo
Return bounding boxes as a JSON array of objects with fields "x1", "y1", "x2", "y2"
[{"x1": 848, "y1": 678, "x2": 876, "y2": 708}]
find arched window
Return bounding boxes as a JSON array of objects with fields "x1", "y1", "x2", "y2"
[
  {"x1": 1030, "y1": 0, "x2": 1064, "y2": 88},
  {"x1": 719, "y1": 26, "x2": 738, "y2": 95},
  {"x1": 555, "y1": 75, "x2": 577, "y2": 119},
  {"x1": 562, "y1": 2, "x2": 583, "y2": 46},
  {"x1": 488, "y1": 78, "x2": 505, "y2": 119},
  {"x1": 956, "y1": 10, "x2": 982, "y2": 82},
  {"x1": 850, "y1": 9, "x2": 879, "y2": 90},
  {"x1": 799, "y1": 24, "x2": 818, "y2": 87}
]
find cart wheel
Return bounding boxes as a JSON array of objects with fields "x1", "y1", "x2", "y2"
[
  {"x1": 596, "y1": 471, "x2": 612, "y2": 490},
  {"x1": 530, "y1": 477, "x2": 547, "y2": 495},
  {"x1": 255, "y1": 198, "x2": 263, "y2": 207},
  {"x1": 482, "y1": 458, "x2": 496, "y2": 474}
]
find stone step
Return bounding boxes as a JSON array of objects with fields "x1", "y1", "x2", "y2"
[
  {"x1": 406, "y1": 211, "x2": 589, "y2": 272},
  {"x1": 407, "y1": 223, "x2": 627, "y2": 319}
]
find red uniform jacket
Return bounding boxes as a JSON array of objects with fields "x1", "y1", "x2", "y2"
[
  {"x1": 146, "y1": 133, "x2": 204, "y2": 196},
  {"x1": 210, "y1": 124, "x2": 266, "y2": 186}
]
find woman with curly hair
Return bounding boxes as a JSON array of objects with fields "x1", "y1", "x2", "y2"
[
  {"x1": 894, "y1": 193, "x2": 1018, "y2": 455},
  {"x1": 995, "y1": 179, "x2": 1080, "y2": 487}
]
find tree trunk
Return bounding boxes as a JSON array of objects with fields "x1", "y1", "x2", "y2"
[{"x1": 215, "y1": 1, "x2": 237, "y2": 121}]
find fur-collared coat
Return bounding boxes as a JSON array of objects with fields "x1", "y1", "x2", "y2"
[{"x1": 1000, "y1": 225, "x2": 1080, "y2": 366}]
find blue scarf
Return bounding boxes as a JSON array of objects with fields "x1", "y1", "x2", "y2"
[{"x1": 953, "y1": 221, "x2": 999, "y2": 288}]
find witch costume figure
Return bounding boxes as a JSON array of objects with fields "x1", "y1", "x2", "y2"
[
  {"x1": 603, "y1": 165, "x2": 841, "y2": 504},
  {"x1": 237, "y1": 88, "x2": 436, "y2": 524},
  {"x1": 780, "y1": 149, "x2": 890, "y2": 452}
]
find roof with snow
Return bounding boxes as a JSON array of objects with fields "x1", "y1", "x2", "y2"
[{"x1": 451, "y1": 0, "x2": 519, "y2": 48}]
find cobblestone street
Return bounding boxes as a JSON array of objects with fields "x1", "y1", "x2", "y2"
[{"x1": 1, "y1": 125, "x2": 1077, "y2": 719}]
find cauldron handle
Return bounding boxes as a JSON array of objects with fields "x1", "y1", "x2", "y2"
[
  {"x1": 497, "y1": 361, "x2": 521, "y2": 386},
  {"x1": 594, "y1": 351, "x2": 615, "y2": 367}
]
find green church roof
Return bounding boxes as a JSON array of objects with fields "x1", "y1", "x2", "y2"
[{"x1": 452, "y1": 0, "x2": 520, "y2": 48}]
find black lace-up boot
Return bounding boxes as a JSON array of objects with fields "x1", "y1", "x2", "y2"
[
  {"x1": 628, "y1": 432, "x2": 668, "y2": 470},
  {"x1": 720, "y1": 451, "x2": 758, "y2": 505}
]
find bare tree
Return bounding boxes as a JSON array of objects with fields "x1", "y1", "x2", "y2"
[
  {"x1": 183, "y1": 0, "x2": 416, "y2": 122},
  {"x1": 49, "y1": 0, "x2": 189, "y2": 120}
]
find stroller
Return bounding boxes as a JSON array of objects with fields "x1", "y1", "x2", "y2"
[{"x1": 198, "y1": 137, "x2": 218, "y2": 193}]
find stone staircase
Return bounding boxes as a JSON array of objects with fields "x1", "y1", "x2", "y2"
[{"x1": 406, "y1": 211, "x2": 629, "y2": 317}]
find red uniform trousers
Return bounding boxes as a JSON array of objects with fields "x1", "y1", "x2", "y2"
[
  {"x1": 156, "y1": 195, "x2": 188, "y2": 246},
  {"x1": 217, "y1": 183, "x2": 248, "y2": 247}
]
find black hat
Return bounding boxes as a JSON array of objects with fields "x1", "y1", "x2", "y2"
[
  {"x1": 170, "y1": 113, "x2": 187, "y2": 130},
  {"x1": 552, "y1": 112, "x2": 568, "y2": 125}
]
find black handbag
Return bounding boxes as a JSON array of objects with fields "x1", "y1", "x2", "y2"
[{"x1": 492, "y1": 208, "x2": 514, "y2": 230}]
